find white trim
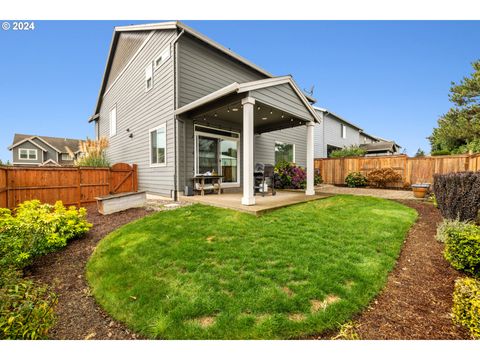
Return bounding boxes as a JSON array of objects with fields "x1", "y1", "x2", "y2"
[
  {"x1": 103, "y1": 31, "x2": 155, "y2": 97},
  {"x1": 149, "y1": 123, "x2": 167, "y2": 167},
  {"x1": 41, "y1": 159, "x2": 60, "y2": 167},
  {"x1": 18, "y1": 148, "x2": 38, "y2": 161},
  {"x1": 194, "y1": 124, "x2": 241, "y2": 186},
  {"x1": 115, "y1": 22, "x2": 177, "y2": 32},
  {"x1": 274, "y1": 141, "x2": 296, "y2": 163},
  {"x1": 109, "y1": 105, "x2": 117, "y2": 137},
  {"x1": 175, "y1": 77, "x2": 321, "y2": 123},
  {"x1": 9, "y1": 137, "x2": 49, "y2": 152}
]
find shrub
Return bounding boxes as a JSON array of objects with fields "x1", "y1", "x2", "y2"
[
  {"x1": 433, "y1": 172, "x2": 480, "y2": 222},
  {"x1": 345, "y1": 172, "x2": 367, "y2": 188},
  {"x1": 366, "y1": 168, "x2": 402, "y2": 188},
  {"x1": 75, "y1": 137, "x2": 110, "y2": 167},
  {"x1": 431, "y1": 149, "x2": 451, "y2": 156},
  {"x1": 0, "y1": 200, "x2": 92, "y2": 269},
  {"x1": 443, "y1": 222, "x2": 480, "y2": 276},
  {"x1": 274, "y1": 161, "x2": 322, "y2": 189},
  {"x1": 436, "y1": 218, "x2": 472, "y2": 243},
  {"x1": 330, "y1": 145, "x2": 366, "y2": 158},
  {"x1": 452, "y1": 277, "x2": 480, "y2": 339},
  {"x1": 0, "y1": 270, "x2": 57, "y2": 340}
]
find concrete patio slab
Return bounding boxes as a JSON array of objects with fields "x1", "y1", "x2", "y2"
[{"x1": 179, "y1": 190, "x2": 331, "y2": 215}]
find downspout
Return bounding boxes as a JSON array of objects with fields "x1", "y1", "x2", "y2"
[{"x1": 172, "y1": 29, "x2": 185, "y2": 201}]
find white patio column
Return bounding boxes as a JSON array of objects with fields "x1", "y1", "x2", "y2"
[
  {"x1": 306, "y1": 121, "x2": 315, "y2": 196},
  {"x1": 241, "y1": 97, "x2": 256, "y2": 205}
]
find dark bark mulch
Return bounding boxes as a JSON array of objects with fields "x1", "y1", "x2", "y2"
[
  {"x1": 352, "y1": 200, "x2": 469, "y2": 339},
  {"x1": 26, "y1": 205, "x2": 152, "y2": 340}
]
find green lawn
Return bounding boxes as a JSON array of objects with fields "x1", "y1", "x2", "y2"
[{"x1": 86, "y1": 195, "x2": 417, "y2": 339}]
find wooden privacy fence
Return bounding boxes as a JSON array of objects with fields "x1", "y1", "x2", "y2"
[
  {"x1": 0, "y1": 163, "x2": 138, "y2": 209},
  {"x1": 314, "y1": 154, "x2": 480, "y2": 188}
]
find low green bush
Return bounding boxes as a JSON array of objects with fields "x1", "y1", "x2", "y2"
[
  {"x1": 345, "y1": 172, "x2": 367, "y2": 188},
  {"x1": 436, "y1": 218, "x2": 472, "y2": 243},
  {"x1": 443, "y1": 222, "x2": 480, "y2": 276},
  {"x1": 452, "y1": 277, "x2": 480, "y2": 339},
  {"x1": 0, "y1": 200, "x2": 92, "y2": 269},
  {"x1": 329, "y1": 145, "x2": 366, "y2": 158},
  {"x1": 431, "y1": 149, "x2": 451, "y2": 156},
  {"x1": 0, "y1": 270, "x2": 57, "y2": 340}
]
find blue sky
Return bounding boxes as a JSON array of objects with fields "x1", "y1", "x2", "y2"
[{"x1": 0, "y1": 20, "x2": 479, "y2": 162}]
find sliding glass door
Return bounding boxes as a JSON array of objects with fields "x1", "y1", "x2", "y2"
[{"x1": 195, "y1": 125, "x2": 240, "y2": 186}]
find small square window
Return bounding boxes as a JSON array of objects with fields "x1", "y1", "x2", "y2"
[{"x1": 154, "y1": 46, "x2": 171, "y2": 69}]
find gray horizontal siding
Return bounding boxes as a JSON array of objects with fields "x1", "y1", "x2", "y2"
[
  {"x1": 177, "y1": 35, "x2": 265, "y2": 107},
  {"x1": 31, "y1": 138, "x2": 58, "y2": 163},
  {"x1": 250, "y1": 84, "x2": 314, "y2": 122},
  {"x1": 12, "y1": 141, "x2": 44, "y2": 164},
  {"x1": 255, "y1": 126, "x2": 308, "y2": 167},
  {"x1": 106, "y1": 31, "x2": 150, "y2": 89},
  {"x1": 314, "y1": 113, "x2": 361, "y2": 158},
  {"x1": 98, "y1": 29, "x2": 177, "y2": 196}
]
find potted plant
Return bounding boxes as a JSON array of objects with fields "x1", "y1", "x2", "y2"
[{"x1": 411, "y1": 183, "x2": 431, "y2": 198}]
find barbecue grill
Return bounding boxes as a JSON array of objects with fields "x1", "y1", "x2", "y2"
[{"x1": 254, "y1": 163, "x2": 276, "y2": 197}]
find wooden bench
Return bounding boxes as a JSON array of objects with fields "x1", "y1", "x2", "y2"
[
  {"x1": 192, "y1": 175, "x2": 223, "y2": 196},
  {"x1": 95, "y1": 191, "x2": 146, "y2": 215}
]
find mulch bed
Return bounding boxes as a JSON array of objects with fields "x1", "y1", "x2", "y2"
[
  {"x1": 350, "y1": 200, "x2": 469, "y2": 340},
  {"x1": 26, "y1": 205, "x2": 153, "y2": 340},
  {"x1": 26, "y1": 200, "x2": 470, "y2": 340}
]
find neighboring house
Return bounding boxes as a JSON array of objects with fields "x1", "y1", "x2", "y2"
[
  {"x1": 359, "y1": 131, "x2": 380, "y2": 145},
  {"x1": 88, "y1": 21, "x2": 320, "y2": 204},
  {"x1": 360, "y1": 141, "x2": 402, "y2": 156},
  {"x1": 8, "y1": 134, "x2": 84, "y2": 166},
  {"x1": 314, "y1": 107, "x2": 364, "y2": 158}
]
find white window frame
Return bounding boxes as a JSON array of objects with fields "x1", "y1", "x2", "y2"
[
  {"x1": 274, "y1": 141, "x2": 295, "y2": 163},
  {"x1": 154, "y1": 46, "x2": 171, "y2": 70},
  {"x1": 341, "y1": 124, "x2": 347, "y2": 139},
  {"x1": 145, "y1": 62, "x2": 153, "y2": 92},
  {"x1": 194, "y1": 124, "x2": 241, "y2": 188},
  {"x1": 109, "y1": 105, "x2": 117, "y2": 137},
  {"x1": 61, "y1": 153, "x2": 74, "y2": 161},
  {"x1": 149, "y1": 123, "x2": 167, "y2": 167},
  {"x1": 19, "y1": 148, "x2": 38, "y2": 160}
]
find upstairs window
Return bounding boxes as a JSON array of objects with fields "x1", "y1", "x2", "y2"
[
  {"x1": 145, "y1": 63, "x2": 153, "y2": 91},
  {"x1": 341, "y1": 124, "x2": 347, "y2": 139},
  {"x1": 154, "y1": 46, "x2": 171, "y2": 69},
  {"x1": 109, "y1": 105, "x2": 117, "y2": 137},
  {"x1": 150, "y1": 124, "x2": 166, "y2": 166},
  {"x1": 19, "y1": 148, "x2": 37, "y2": 160},
  {"x1": 275, "y1": 142, "x2": 295, "y2": 164}
]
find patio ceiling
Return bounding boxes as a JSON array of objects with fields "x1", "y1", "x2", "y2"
[{"x1": 175, "y1": 77, "x2": 320, "y2": 134}]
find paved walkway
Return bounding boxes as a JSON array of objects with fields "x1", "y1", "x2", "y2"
[{"x1": 316, "y1": 184, "x2": 417, "y2": 200}]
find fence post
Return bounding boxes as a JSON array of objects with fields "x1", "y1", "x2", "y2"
[
  {"x1": 5, "y1": 167, "x2": 9, "y2": 209},
  {"x1": 77, "y1": 167, "x2": 82, "y2": 208},
  {"x1": 132, "y1": 164, "x2": 138, "y2": 192}
]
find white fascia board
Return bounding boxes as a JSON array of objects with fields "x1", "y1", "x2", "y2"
[
  {"x1": 8, "y1": 137, "x2": 49, "y2": 152},
  {"x1": 174, "y1": 82, "x2": 240, "y2": 115}
]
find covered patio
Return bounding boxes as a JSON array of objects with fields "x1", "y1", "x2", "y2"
[{"x1": 175, "y1": 76, "x2": 322, "y2": 206}]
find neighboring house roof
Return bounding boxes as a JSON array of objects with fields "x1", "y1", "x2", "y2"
[
  {"x1": 90, "y1": 21, "x2": 315, "y2": 121},
  {"x1": 40, "y1": 159, "x2": 60, "y2": 167},
  {"x1": 174, "y1": 76, "x2": 321, "y2": 123},
  {"x1": 314, "y1": 106, "x2": 363, "y2": 131},
  {"x1": 359, "y1": 131, "x2": 381, "y2": 142},
  {"x1": 9, "y1": 134, "x2": 83, "y2": 154},
  {"x1": 360, "y1": 141, "x2": 402, "y2": 152}
]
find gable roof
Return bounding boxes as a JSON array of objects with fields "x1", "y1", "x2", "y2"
[
  {"x1": 9, "y1": 134, "x2": 84, "y2": 153},
  {"x1": 90, "y1": 21, "x2": 315, "y2": 121},
  {"x1": 174, "y1": 76, "x2": 321, "y2": 123},
  {"x1": 314, "y1": 107, "x2": 363, "y2": 131},
  {"x1": 360, "y1": 141, "x2": 401, "y2": 152}
]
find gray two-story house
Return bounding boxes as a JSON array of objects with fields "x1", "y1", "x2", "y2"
[
  {"x1": 8, "y1": 134, "x2": 84, "y2": 166},
  {"x1": 89, "y1": 21, "x2": 321, "y2": 205}
]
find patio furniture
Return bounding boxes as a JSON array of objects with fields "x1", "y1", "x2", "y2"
[
  {"x1": 254, "y1": 163, "x2": 276, "y2": 197},
  {"x1": 192, "y1": 175, "x2": 223, "y2": 196}
]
